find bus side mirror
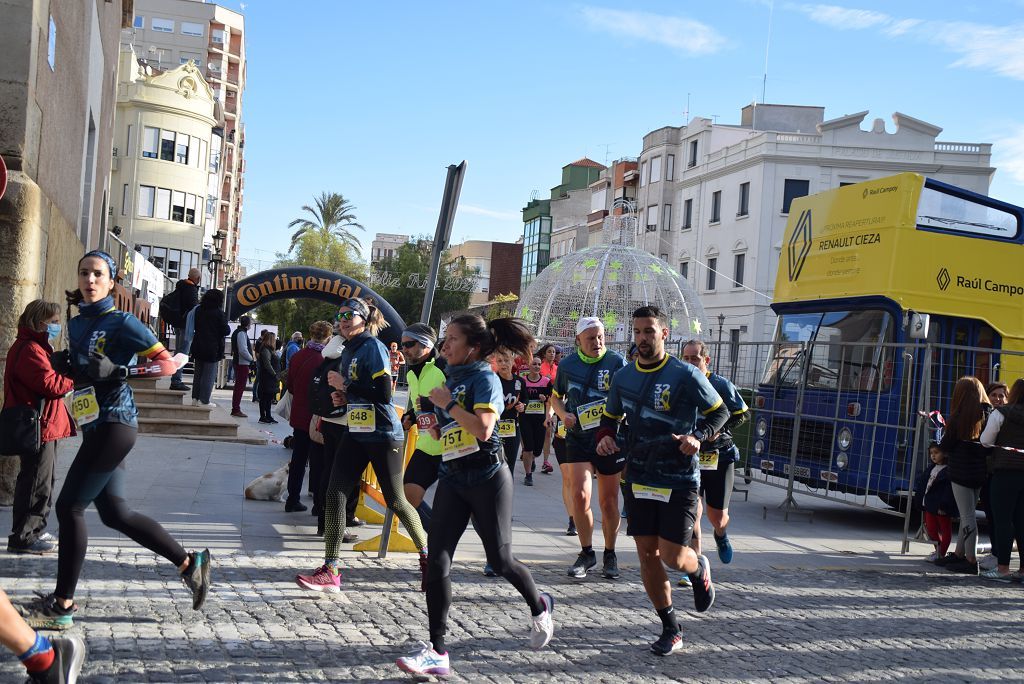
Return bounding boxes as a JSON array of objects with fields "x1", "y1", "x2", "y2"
[{"x1": 907, "y1": 312, "x2": 930, "y2": 340}]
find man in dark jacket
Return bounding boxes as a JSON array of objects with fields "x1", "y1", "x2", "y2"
[{"x1": 169, "y1": 268, "x2": 201, "y2": 391}]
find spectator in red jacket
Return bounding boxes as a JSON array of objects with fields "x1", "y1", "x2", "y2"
[
  {"x1": 284, "y1": 320, "x2": 333, "y2": 512},
  {"x1": 3, "y1": 300, "x2": 75, "y2": 554}
]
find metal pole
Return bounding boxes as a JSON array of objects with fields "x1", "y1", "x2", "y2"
[
  {"x1": 902, "y1": 343, "x2": 931, "y2": 554},
  {"x1": 379, "y1": 161, "x2": 467, "y2": 559},
  {"x1": 420, "y1": 161, "x2": 467, "y2": 325},
  {"x1": 715, "y1": 313, "x2": 725, "y2": 368}
]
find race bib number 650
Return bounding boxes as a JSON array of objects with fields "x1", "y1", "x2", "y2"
[{"x1": 71, "y1": 387, "x2": 100, "y2": 426}]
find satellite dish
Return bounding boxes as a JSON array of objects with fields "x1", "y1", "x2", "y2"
[
  {"x1": 207, "y1": 62, "x2": 218, "y2": 71},
  {"x1": 148, "y1": 45, "x2": 157, "y2": 54}
]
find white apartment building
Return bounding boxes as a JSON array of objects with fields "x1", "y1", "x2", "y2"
[
  {"x1": 371, "y1": 233, "x2": 411, "y2": 264},
  {"x1": 630, "y1": 104, "x2": 994, "y2": 345},
  {"x1": 128, "y1": 0, "x2": 247, "y2": 287},
  {"x1": 110, "y1": 48, "x2": 217, "y2": 285}
]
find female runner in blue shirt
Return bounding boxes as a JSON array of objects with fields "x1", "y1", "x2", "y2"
[
  {"x1": 20, "y1": 251, "x2": 211, "y2": 630},
  {"x1": 397, "y1": 314, "x2": 554, "y2": 678}
]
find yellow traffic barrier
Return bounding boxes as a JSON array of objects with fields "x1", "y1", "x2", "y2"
[{"x1": 353, "y1": 410, "x2": 419, "y2": 554}]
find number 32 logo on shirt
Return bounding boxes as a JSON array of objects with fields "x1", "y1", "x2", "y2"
[{"x1": 654, "y1": 383, "x2": 671, "y2": 411}]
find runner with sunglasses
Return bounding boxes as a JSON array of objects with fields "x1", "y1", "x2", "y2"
[
  {"x1": 400, "y1": 323, "x2": 447, "y2": 532},
  {"x1": 296, "y1": 298, "x2": 428, "y2": 593}
]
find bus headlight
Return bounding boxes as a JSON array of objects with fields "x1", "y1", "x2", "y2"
[
  {"x1": 754, "y1": 440, "x2": 764, "y2": 454},
  {"x1": 756, "y1": 418, "x2": 768, "y2": 437},
  {"x1": 837, "y1": 427, "x2": 853, "y2": 451},
  {"x1": 835, "y1": 452, "x2": 849, "y2": 469}
]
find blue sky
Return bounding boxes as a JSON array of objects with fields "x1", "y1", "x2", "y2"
[{"x1": 230, "y1": 0, "x2": 1024, "y2": 271}]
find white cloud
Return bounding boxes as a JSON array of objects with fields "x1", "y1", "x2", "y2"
[
  {"x1": 459, "y1": 204, "x2": 519, "y2": 221},
  {"x1": 796, "y1": 4, "x2": 891, "y2": 30},
  {"x1": 579, "y1": 7, "x2": 728, "y2": 56},
  {"x1": 793, "y1": 4, "x2": 1024, "y2": 80},
  {"x1": 995, "y1": 126, "x2": 1024, "y2": 186}
]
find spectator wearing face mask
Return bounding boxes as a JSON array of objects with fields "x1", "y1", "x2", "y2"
[{"x1": 3, "y1": 300, "x2": 75, "y2": 555}]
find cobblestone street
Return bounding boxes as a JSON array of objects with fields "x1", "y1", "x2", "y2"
[
  {"x1": 5, "y1": 551, "x2": 1023, "y2": 682},
  {"x1": 2, "y1": 417, "x2": 1023, "y2": 682}
]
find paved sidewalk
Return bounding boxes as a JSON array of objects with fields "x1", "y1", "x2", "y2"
[{"x1": 2, "y1": 395, "x2": 1022, "y2": 682}]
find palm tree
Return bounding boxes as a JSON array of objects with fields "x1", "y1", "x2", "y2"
[{"x1": 288, "y1": 192, "x2": 365, "y2": 253}]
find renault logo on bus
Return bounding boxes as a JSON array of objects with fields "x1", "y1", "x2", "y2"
[
  {"x1": 937, "y1": 267, "x2": 951, "y2": 291},
  {"x1": 787, "y1": 209, "x2": 813, "y2": 282}
]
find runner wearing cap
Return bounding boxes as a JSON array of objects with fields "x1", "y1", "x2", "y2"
[{"x1": 549, "y1": 316, "x2": 628, "y2": 580}]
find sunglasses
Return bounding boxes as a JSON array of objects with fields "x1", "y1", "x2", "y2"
[
  {"x1": 337, "y1": 311, "x2": 361, "y2": 321},
  {"x1": 400, "y1": 340, "x2": 419, "y2": 349}
]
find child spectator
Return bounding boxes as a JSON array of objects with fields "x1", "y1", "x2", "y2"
[{"x1": 915, "y1": 442, "x2": 956, "y2": 562}]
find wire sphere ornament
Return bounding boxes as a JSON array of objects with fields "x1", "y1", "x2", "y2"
[{"x1": 516, "y1": 210, "x2": 709, "y2": 348}]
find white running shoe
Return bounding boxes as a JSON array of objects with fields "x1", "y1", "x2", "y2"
[
  {"x1": 396, "y1": 641, "x2": 450, "y2": 678},
  {"x1": 924, "y1": 550, "x2": 939, "y2": 563},
  {"x1": 529, "y1": 592, "x2": 555, "y2": 649},
  {"x1": 979, "y1": 554, "x2": 998, "y2": 571}
]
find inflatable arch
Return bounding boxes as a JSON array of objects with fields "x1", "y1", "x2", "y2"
[{"x1": 227, "y1": 267, "x2": 406, "y2": 346}]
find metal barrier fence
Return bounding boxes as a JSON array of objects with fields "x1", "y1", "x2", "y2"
[{"x1": 698, "y1": 339, "x2": 1024, "y2": 552}]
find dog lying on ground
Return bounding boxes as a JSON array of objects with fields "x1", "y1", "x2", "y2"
[{"x1": 244, "y1": 463, "x2": 289, "y2": 501}]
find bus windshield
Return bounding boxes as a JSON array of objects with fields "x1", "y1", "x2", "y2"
[{"x1": 763, "y1": 310, "x2": 894, "y2": 391}]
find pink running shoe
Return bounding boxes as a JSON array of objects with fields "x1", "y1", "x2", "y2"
[{"x1": 296, "y1": 564, "x2": 342, "y2": 593}]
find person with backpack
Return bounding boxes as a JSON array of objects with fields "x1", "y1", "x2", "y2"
[
  {"x1": 230, "y1": 316, "x2": 254, "y2": 418},
  {"x1": 188, "y1": 289, "x2": 230, "y2": 407},
  {"x1": 161, "y1": 268, "x2": 200, "y2": 392}
]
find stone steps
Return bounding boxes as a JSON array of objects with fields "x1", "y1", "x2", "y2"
[
  {"x1": 132, "y1": 388, "x2": 188, "y2": 405},
  {"x1": 143, "y1": 433, "x2": 269, "y2": 446},
  {"x1": 127, "y1": 377, "x2": 267, "y2": 445},
  {"x1": 135, "y1": 402, "x2": 212, "y2": 420},
  {"x1": 139, "y1": 417, "x2": 241, "y2": 437}
]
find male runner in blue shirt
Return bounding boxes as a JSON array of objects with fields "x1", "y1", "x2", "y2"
[{"x1": 597, "y1": 306, "x2": 729, "y2": 656}]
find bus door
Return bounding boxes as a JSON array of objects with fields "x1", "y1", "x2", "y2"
[{"x1": 926, "y1": 317, "x2": 1000, "y2": 416}]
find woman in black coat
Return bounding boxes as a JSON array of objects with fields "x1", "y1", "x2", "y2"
[
  {"x1": 256, "y1": 331, "x2": 280, "y2": 424},
  {"x1": 190, "y1": 289, "x2": 230, "y2": 406}
]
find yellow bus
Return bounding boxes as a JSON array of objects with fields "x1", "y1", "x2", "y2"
[{"x1": 755, "y1": 172, "x2": 1024, "y2": 503}]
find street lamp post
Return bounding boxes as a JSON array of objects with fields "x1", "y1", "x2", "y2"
[{"x1": 715, "y1": 313, "x2": 725, "y2": 369}]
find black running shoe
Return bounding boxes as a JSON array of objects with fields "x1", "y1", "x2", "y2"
[
  {"x1": 181, "y1": 548, "x2": 212, "y2": 610},
  {"x1": 602, "y1": 550, "x2": 620, "y2": 580},
  {"x1": 650, "y1": 629, "x2": 683, "y2": 656},
  {"x1": 933, "y1": 552, "x2": 959, "y2": 567},
  {"x1": 29, "y1": 634, "x2": 87, "y2": 683},
  {"x1": 567, "y1": 550, "x2": 597, "y2": 578},
  {"x1": 689, "y1": 554, "x2": 715, "y2": 613},
  {"x1": 566, "y1": 519, "x2": 577, "y2": 537}
]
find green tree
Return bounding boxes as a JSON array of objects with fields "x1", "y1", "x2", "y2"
[
  {"x1": 373, "y1": 240, "x2": 476, "y2": 328},
  {"x1": 254, "y1": 229, "x2": 368, "y2": 338},
  {"x1": 288, "y1": 192, "x2": 365, "y2": 254}
]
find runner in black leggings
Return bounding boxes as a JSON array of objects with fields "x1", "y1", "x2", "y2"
[
  {"x1": 295, "y1": 297, "x2": 427, "y2": 594},
  {"x1": 397, "y1": 315, "x2": 554, "y2": 679},
  {"x1": 19, "y1": 251, "x2": 211, "y2": 631}
]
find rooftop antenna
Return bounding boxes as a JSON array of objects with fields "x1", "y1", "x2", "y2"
[
  {"x1": 761, "y1": 0, "x2": 774, "y2": 105},
  {"x1": 597, "y1": 143, "x2": 613, "y2": 165},
  {"x1": 684, "y1": 93, "x2": 690, "y2": 123}
]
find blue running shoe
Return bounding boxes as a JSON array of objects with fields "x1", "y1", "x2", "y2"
[{"x1": 714, "y1": 532, "x2": 733, "y2": 564}]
